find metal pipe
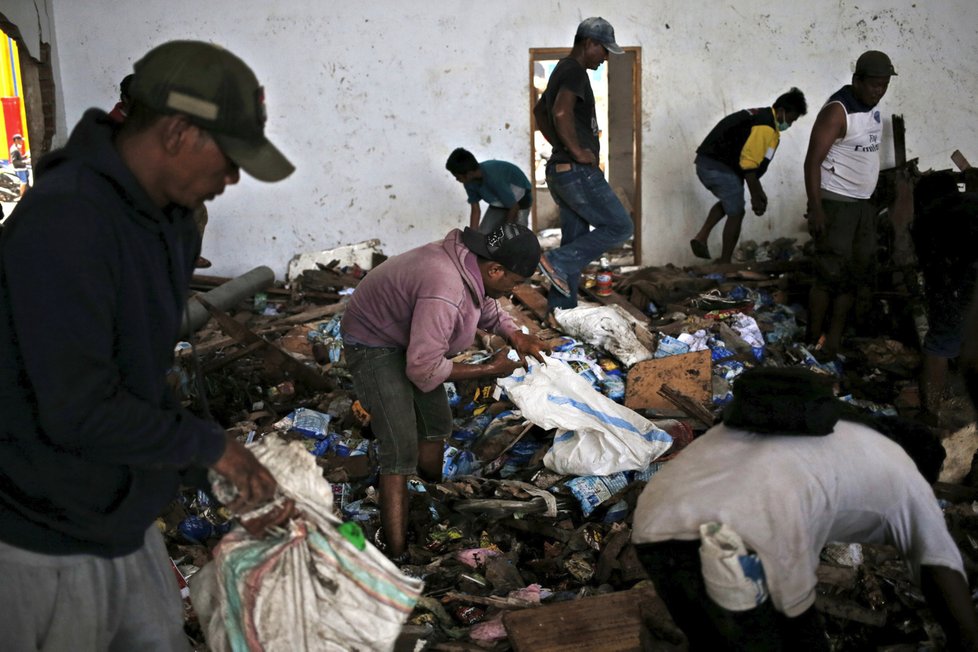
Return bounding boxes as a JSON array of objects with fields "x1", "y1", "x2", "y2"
[{"x1": 180, "y1": 265, "x2": 275, "y2": 337}]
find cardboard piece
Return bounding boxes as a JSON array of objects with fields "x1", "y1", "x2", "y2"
[{"x1": 624, "y1": 350, "x2": 712, "y2": 412}]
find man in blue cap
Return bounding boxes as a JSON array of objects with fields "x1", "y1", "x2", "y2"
[{"x1": 533, "y1": 17, "x2": 634, "y2": 311}]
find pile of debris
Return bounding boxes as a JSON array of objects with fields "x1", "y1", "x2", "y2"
[{"x1": 163, "y1": 238, "x2": 978, "y2": 651}]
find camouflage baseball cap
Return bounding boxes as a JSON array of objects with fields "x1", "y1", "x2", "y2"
[{"x1": 129, "y1": 40, "x2": 294, "y2": 182}]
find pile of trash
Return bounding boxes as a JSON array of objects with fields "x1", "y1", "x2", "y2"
[{"x1": 162, "y1": 240, "x2": 978, "y2": 650}]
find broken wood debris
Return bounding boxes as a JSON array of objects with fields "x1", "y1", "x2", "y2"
[{"x1": 160, "y1": 235, "x2": 978, "y2": 651}]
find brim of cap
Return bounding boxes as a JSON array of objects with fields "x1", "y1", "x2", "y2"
[
  {"x1": 212, "y1": 133, "x2": 295, "y2": 182},
  {"x1": 605, "y1": 42, "x2": 624, "y2": 54},
  {"x1": 460, "y1": 226, "x2": 491, "y2": 257}
]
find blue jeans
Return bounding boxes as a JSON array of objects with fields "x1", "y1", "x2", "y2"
[{"x1": 545, "y1": 162, "x2": 633, "y2": 310}]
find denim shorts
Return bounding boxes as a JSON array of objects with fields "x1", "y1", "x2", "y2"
[
  {"x1": 921, "y1": 268, "x2": 978, "y2": 358},
  {"x1": 695, "y1": 158, "x2": 746, "y2": 217},
  {"x1": 344, "y1": 345, "x2": 452, "y2": 475}
]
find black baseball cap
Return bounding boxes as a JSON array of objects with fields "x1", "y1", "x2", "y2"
[
  {"x1": 461, "y1": 224, "x2": 541, "y2": 278},
  {"x1": 129, "y1": 40, "x2": 294, "y2": 182},
  {"x1": 576, "y1": 17, "x2": 624, "y2": 54},
  {"x1": 855, "y1": 50, "x2": 896, "y2": 77}
]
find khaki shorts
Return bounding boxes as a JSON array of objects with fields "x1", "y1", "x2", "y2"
[
  {"x1": 344, "y1": 345, "x2": 452, "y2": 475},
  {"x1": 812, "y1": 199, "x2": 879, "y2": 291}
]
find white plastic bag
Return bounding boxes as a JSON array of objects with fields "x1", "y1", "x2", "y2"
[
  {"x1": 191, "y1": 436, "x2": 423, "y2": 652},
  {"x1": 498, "y1": 359, "x2": 672, "y2": 475},
  {"x1": 699, "y1": 522, "x2": 769, "y2": 611},
  {"x1": 553, "y1": 304, "x2": 653, "y2": 367}
]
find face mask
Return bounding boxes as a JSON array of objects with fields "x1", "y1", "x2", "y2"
[{"x1": 777, "y1": 112, "x2": 790, "y2": 132}]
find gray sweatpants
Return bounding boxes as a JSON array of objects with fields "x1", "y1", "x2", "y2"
[{"x1": 0, "y1": 526, "x2": 190, "y2": 652}]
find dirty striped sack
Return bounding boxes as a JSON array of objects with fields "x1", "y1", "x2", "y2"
[{"x1": 191, "y1": 436, "x2": 423, "y2": 652}]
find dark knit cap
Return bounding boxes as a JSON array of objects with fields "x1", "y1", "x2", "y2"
[{"x1": 723, "y1": 367, "x2": 841, "y2": 436}]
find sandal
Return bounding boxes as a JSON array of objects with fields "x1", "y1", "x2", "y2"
[{"x1": 538, "y1": 255, "x2": 571, "y2": 297}]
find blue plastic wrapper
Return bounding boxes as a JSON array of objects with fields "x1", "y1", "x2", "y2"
[
  {"x1": 751, "y1": 346, "x2": 766, "y2": 361},
  {"x1": 602, "y1": 375, "x2": 626, "y2": 402},
  {"x1": 442, "y1": 444, "x2": 460, "y2": 480},
  {"x1": 342, "y1": 499, "x2": 379, "y2": 522},
  {"x1": 178, "y1": 515, "x2": 214, "y2": 544},
  {"x1": 704, "y1": 272, "x2": 725, "y2": 282},
  {"x1": 839, "y1": 394, "x2": 898, "y2": 417},
  {"x1": 499, "y1": 440, "x2": 544, "y2": 478},
  {"x1": 334, "y1": 436, "x2": 370, "y2": 457},
  {"x1": 565, "y1": 473, "x2": 630, "y2": 517},
  {"x1": 310, "y1": 437, "x2": 334, "y2": 457},
  {"x1": 603, "y1": 499, "x2": 629, "y2": 523},
  {"x1": 452, "y1": 412, "x2": 493, "y2": 443},
  {"x1": 715, "y1": 360, "x2": 746, "y2": 380},
  {"x1": 710, "y1": 346, "x2": 736, "y2": 361},
  {"x1": 728, "y1": 285, "x2": 749, "y2": 301},
  {"x1": 316, "y1": 315, "x2": 343, "y2": 338},
  {"x1": 551, "y1": 336, "x2": 580, "y2": 352},
  {"x1": 713, "y1": 391, "x2": 735, "y2": 406},
  {"x1": 196, "y1": 489, "x2": 213, "y2": 509},
  {"x1": 655, "y1": 335, "x2": 690, "y2": 358},
  {"x1": 630, "y1": 462, "x2": 664, "y2": 483},
  {"x1": 445, "y1": 382, "x2": 461, "y2": 407},
  {"x1": 290, "y1": 407, "x2": 332, "y2": 440}
]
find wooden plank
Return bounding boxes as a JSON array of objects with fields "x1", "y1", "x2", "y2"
[
  {"x1": 625, "y1": 350, "x2": 712, "y2": 412},
  {"x1": 892, "y1": 114, "x2": 906, "y2": 168},
  {"x1": 503, "y1": 589, "x2": 652, "y2": 652},
  {"x1": 815, "y1": 594, "x2": 887, "y2": 627},
  {"x1": 195, "y1": 296, "x2": 333, "y2": 391},
  {"x1": 580, "y1": 286, "x2": 649, "y2": 322},
  {"x1": 279, "y1": 299, "x2": 349, "y2": 325},
  {"x1": 658, "y1": 384, "x2": 715, "y2": 427},
  {"x1": 511, "y1": 283, "x2": 550, "y2": 322}
]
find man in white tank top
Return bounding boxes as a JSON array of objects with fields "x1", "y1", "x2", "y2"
[{"x1": 803, "y1": 50, "x2": 896, "y2": 358}]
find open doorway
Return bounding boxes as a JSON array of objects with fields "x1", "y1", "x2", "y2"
[{"x1": 528, "y1": 46, "x2": 642, "y2": 264}]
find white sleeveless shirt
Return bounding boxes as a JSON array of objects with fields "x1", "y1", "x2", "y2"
[{"x1": 820, "y1": 86, "x2": 884, "y2": 200}]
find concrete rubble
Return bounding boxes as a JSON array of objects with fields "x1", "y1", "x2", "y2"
[{"x1": 161, "y1": 237, "x2": 978, "y2": 651}]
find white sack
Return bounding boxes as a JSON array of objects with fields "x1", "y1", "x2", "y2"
[
  {"x1": 191, "y1": 436, "x2": 423, "y2": 652},
  {"x1": 554, "y1": 304, "x2": 653, "y2": 367},
  {"x1": 699, "y1": 522, "x2": 769, "y2": 611},
  {"x1": 498, "y1": 359, "x2": 672, "y2": 476}
]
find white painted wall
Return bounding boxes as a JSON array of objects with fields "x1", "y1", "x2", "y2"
[{"x1": 33, "y1": 1, "x2": 978, "y2": 279}]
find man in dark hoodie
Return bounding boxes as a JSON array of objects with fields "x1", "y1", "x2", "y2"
[{"x1": 0, "y1": 41, "x2": 295, "y2": 649}]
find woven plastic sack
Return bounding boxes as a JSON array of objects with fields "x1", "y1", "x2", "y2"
[
  {"x1": 553, "y1": 304, "x2": 653, "y2": 367},
  {"x1": 191, "y1": 436, "x2": 423, "y2": 651},
  {"x1": 498, "y1": 359, "x2": 672, "y2": 475},
  {"x1": 698, "y1": 522, "x2": 769, "y2": 611}
]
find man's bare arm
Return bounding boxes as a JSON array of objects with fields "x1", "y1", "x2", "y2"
[{"x1": 803, "y1": 103, "x2": 847, "y2": 235}]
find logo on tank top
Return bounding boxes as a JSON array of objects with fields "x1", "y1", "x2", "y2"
[{"x1": 855, "y1": 132, "x2": 880, "y2": 153}]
